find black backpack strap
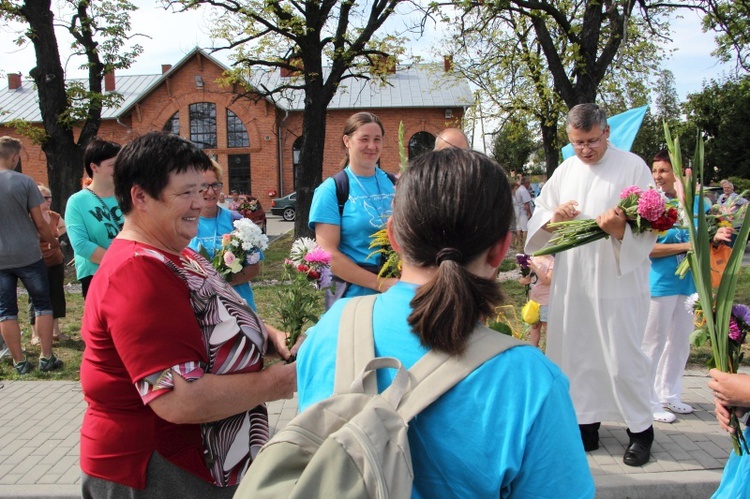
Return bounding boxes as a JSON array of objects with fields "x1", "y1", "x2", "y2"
[
  {"x1": 333, "y1": 170, "x2": 349, "y2": 216},
  {"x1": 385, "y1": 171, "x2": 397, "y2": 185}
]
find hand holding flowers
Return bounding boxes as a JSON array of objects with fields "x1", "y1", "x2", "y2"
[
  {"x1": 202, "y1": 218, "x2": 268, "y2": 280},
  {"x1": 533, "y1": 186, "x2": 679, "y2": 256}
]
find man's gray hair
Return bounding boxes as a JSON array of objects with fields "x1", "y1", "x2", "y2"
[
  {"x1": 721, "y1": 179, "x2": 733, "y2": 188},
  {"x1": 566, "y1": 104, "x2": 608, "y2": 132}
]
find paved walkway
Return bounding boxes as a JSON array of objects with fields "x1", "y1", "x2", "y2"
[{"x1": 0, "y1": 368, "x2": 735, "y2": 498}]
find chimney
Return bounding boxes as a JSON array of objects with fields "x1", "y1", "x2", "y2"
[
  {"x1": 444, "y1": 55, "x2": 453, "y2": 72},
  {"x1": 162, "y1": 64, "x2": 172, "y2": 74},
  {"x1": 8, "y1": 72, "x2": 22, "y2": 90},
  {"x1": 104, "y1": 70, "x2": 115, "y2": 92}
]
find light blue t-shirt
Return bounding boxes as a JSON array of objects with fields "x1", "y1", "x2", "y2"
[
  {"x1": 65, "y1": 189, "x2": 123, "y2": 280},
  {"x1": 649, "y1": 226, "x2": 696, "y2": 297},
  {"x1": 188, "y1": 207, "x2": 263, "y2": 311},
  {"x1": 297, "y1": 282, "x2": 595, "y2": 498},
  {"x1": 308, "y1": 167, "x2": 395, "y2": 298}
]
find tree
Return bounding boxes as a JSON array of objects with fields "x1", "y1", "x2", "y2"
[
  {"x1": 491, "y1": 117, "x2": 536, "y2": 175},
  {"x1": 443, "y1": 0, "x2": 665, "y2": 175},
  {"x1": 0, "y1": 0, "x2": 142, "y2": 218},
  {"x1": 683, "y1": 74, "x2": 750, "y2": 181},
  {"x1": 703, "y1": 0, "x2": 750, "y2": 71},
  {"x1": 174, "y1": 0, "x2": 411, "y2": 237},
  {"x1": 632, "y1": 70, "x2": 683, "y2": 161}
]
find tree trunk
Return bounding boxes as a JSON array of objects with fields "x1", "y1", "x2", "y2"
[
  {"x1": 540, "y1": 121, "x2": 559, "y2": 178},
  {"x1": 293, "y1": 85, "x2": 329, "y2": 239},
  {"x1": 22, "y1": 0, "x2": 84, "y2": 218}
]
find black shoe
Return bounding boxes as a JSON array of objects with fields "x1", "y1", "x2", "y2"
[
  {"x1": 579, "y1": 423, "x2": 600, "y2": 452},
  {"x1": 623, "y1": 426, "x2": 653, "y2": 466},
  {"x1": 623, "y1": 441, "x2": 651, "y2": 466}
]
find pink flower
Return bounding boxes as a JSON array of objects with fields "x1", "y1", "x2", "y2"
[
  {"x1": 620, "y1": 186, "x2": 643, "y2": 199},
  {"x1": 636, "y1": 189, "x2": 665, "y2": 222},
  {"x1": 222, "y1": 234, "x2": 231, "y2": 246},
  {"x1": 304, "y1": 247, "x2": 332, "y2": 265},
  {"x1": 223, "y1": 251, "x2": 236, "y2": 266},
  {"x1": 729, "y1": 317, "x2": 742, "y2": 342}
]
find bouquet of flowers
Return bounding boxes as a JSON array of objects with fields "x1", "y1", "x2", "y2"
[
  {"x1": 666, "y1": 124, "x2": 750, "y2": 455},
  {"x1": 532, "y1": 186, "x2": 679, "y2": 256},
  {"x1": 275, "y1": 238, "x2": 333, "y2": 353},
  {"x1": 203, "y1": 218, "x2": 268, "y2": 280}
]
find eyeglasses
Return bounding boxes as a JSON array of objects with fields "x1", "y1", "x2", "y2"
[
  {"x1": 206, "y1": 182, "x2": 223, "y2": 192},
  {"x1": 43, "y1": 196, "x2": 52, "y2": 200},
  {"x1": 569, "y1": 130, "x2": 607, "y2": 150}
]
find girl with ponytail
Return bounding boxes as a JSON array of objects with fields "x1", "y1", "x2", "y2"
[{"x1": 296, "y1": 148, "x2": 594, "y2": 498}]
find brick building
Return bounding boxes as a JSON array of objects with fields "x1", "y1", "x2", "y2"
[{"x1": 0, "y1": 48, "x2": 472, "y2": 201}]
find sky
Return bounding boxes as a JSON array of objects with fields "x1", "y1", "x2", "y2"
[{"x1": 0, "y1": 2, "x2": 739, "y2": 101}]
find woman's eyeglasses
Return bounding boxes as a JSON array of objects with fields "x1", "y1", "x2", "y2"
[
  {"x1": 43, "y1": 196, "x2": 52, "y2": 200},
  {"x1": 207, "y1": 182, "x2": 223, "y2": 192}
]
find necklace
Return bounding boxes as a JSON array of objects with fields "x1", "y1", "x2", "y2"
[
  {"x1": 86, "y1": 188, "x2": 123, "y2": 230},
  {"x1": 348, "y1": 168, "x2": 389, "y2": 227}
]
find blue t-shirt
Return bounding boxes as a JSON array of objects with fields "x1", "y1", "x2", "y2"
[
  {"x1": 309, "y1": 167, "x2": 395, "y2": 298},
  {"x1": 188, "y1": 207, "x2": 263, "y2": 311},
  {"x1": 297, "y1": 282, "x2": 595, "y2": 498},
  {"x1": 649, "y1": 226, "x2": 696, "y2": 297}
]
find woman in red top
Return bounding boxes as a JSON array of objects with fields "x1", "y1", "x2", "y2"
[{"x1": 80, "y1": 132, "x2": 298, "y2": 498}]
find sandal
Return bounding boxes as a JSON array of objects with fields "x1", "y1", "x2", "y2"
[
  {"x1": 653, "y1": 411, "x2": 676, "y2": 423},
  {"x1": 665, "y1": 401, "x2": 694, "y2": 414}
]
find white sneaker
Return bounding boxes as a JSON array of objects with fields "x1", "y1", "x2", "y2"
[
  {"x1": 654, "y1": 411, "x2": 676, "y2": 423},
  {"x1": 665, "y1": 401, "x2": 694, "y2": 414}
]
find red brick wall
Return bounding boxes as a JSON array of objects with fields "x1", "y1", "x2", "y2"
[{"x1": 1, "y1": 54, "x2": 465, "y2": 203}]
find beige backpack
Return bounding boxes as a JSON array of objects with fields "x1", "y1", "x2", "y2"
[{"x1": 234, "y1": 295, "x2": 522, "y2": 499}]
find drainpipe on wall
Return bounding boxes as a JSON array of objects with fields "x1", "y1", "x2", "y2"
[{"x1": 277, "y1": 109, "x2": 289, "y2": 194}]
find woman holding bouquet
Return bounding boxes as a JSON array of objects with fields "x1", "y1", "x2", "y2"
[
  {"x1": 188, "y1": 160, "x2": 262, "y2": 311},
  {"x1": 309, "y1": 112, "x2": 397, "y2": 308},
  {"x1": 297, "y1": 149, "x2": 594, "y2": 497},
  {"x1": 642, "y1": 150, "x2": 733, "y2": 424},
  {"x1": 80, "y1": 132, "x2": 297, "y2": 497}
]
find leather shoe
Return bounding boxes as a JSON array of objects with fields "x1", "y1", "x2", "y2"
[{"x1": 623, "y1": 440, "x2": 651, "y2": 466}]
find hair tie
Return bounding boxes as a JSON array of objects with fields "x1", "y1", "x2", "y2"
[{"x1": 436, "y1": 247, "x2": 463, "y2": 265}]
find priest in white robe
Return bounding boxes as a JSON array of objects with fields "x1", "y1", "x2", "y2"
[{"x1": 525, "y1": 103, "x2": 657, "y2": 467}]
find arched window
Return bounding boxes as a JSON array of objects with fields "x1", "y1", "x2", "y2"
[
  {"x1": 408, "y1": 131, "x2": 436, "y2": 159},
  {"x1": 189, "y1": 103, "x2": 217, "y2": 149},
  {"x1": 292, "y1": 136, "x2": 304, "y2": 190},
  {"x1": 163, "y1": 112, "x2": 179, "y2": 135},
  {"x1": 226, "y1": 109, "x2": 249, "y2": 148}
]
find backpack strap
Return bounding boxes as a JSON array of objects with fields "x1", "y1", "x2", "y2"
[
  {"x1": 333, "y1": 295, "x2": 379, "y2": 394},
  {"x1": 333, "y1": 169, "x2": 349, "y2": 216},
  {"x1": 391, "y1": 326, "x2": 523, "y2": 422}
]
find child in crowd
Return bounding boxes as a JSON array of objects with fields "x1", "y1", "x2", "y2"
[{"x1": 519, "y1": 254, "x2": 554, "y2": 348}]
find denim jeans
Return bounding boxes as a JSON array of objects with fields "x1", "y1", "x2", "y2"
[{"x1": 0, "y1": 259, "x2": 53, "y2": 321}]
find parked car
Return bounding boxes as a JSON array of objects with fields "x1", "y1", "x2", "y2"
[
  {"x1": 271, "y1": 192, "x2": 297, "y2": 221},
  {"x1": 238, "y1": 195, "x2": 267, "y2": 233}
]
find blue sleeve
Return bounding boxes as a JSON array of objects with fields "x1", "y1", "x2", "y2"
[
  {"x1": 510, "y1": 374, "x2": 595, "y2": 498},
  {"x1": 309, "y1": 177, "x2": 341, "y2": 230}
]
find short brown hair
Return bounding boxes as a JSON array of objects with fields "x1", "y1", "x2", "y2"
[{"x1": 0, "y1": 136, "x2": 22, "y2": 159}]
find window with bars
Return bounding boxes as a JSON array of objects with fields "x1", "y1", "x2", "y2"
[
  {"x1": 189, "y1": 103, "x2": 217, "y2": 149},
  {"x1": 163, "y1": 112, "x2": 180, "y2": 135},
  {"x1": 226, "y1": 109, "x2": 249, "y2": 148}
]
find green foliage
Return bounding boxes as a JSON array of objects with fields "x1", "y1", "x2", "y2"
[
  {"x1": 703, "y1": 0, "x2": 750, "y2": 71},
  {"x1": 5, "y1": 119, "x2": 48, "y2": 144},
  {"x1": 491, "y1": 117, "x2": 536, "y2": 173},
  {"x1": 683, "y1": 75, "x2": 750, "y2": 182}
]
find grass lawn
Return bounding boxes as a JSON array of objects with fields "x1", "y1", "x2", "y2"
[{"x1": 3, "y1": 234, "x2": 749, "y2": 380}]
